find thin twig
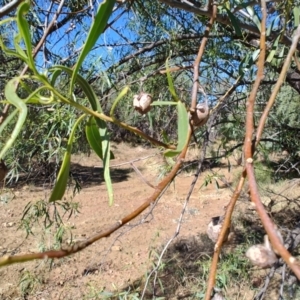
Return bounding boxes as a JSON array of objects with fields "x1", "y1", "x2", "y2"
[
  {"x1": 256, "y1": 25, "x2": 300, "y2": 144},
  {"x1": 190, "y1": 3, "x2": 216, "y2": 111},
  {"x1": 158, "y1": 0, "x2": 298, "y2": 51},
  {"x1": 204, "y1": 172, "x2": 246, "y2": 300},
  {"x1": 0, "y1": 0, "x2": 24, "y2": 18},
  {"x1": 245, "y1": 2, "x2": 300, "y2": 278},
  {"x1": 141, "y1": 136, "x2": 209, "y2": 299},
  {"x1": 279, "y1": 263, "x2": 286, "y2": 300},
  {"x1": 94, "y1": 153, "x2": 158, "y2": 168},
  {"x1": 254, "y1": 266, "x2": 276, "y2": 300},
  {"x1": 130, "y1": 162, "x2": 155, "y2": 189}
]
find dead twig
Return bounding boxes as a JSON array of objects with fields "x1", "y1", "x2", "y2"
[
  {"x1": 94, "y1": 153, "x2": 158, "y2": 168},
  {"x1": 142, "y1": 117, "x2": 212, "y2": 299},
  {"x1": 130, "y1": 162, "x2": 155, "y2": 189},
  {"x1": 0, "y1": 0, "x2": 24, "y2": 18}
]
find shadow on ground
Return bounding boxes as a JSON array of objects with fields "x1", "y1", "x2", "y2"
[
  {"x1": 7, "y1": 162, "x2": 132, "y2": 188},
  {"x1": 109, "y1": 195, "x2": 300, "y2": 300}
]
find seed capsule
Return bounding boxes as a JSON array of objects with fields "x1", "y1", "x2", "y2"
[
  {"x1": 133, "y1": 92, "x2": 153, "y2": 115},
  {"x1": 192, "y1": 103, "x2": 209, "y2": 127}
]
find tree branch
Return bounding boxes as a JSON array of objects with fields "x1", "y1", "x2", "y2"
[
  {"x1": 158, "y1": 0, "x2": 298, "y2": 51},
  {"x1": 0, "y1": 0, "x2": 24, "y2": 18}
]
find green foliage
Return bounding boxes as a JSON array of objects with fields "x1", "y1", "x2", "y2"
[
  {"x1": 70, "y1": 0, "x2": 116, "y2": 92},
  {"x1": 19, "y1": 199, "x2": 80, "y2": 238},
  {"x1": 1, "y1": 102, "x2": 88, "y2": 182},
  {"x1": 19, "y1": 270, "x2": 41, "y2": 297},
  {"x1": 0, "y1": 1, "x2": 117, "y2": 203},
  {"x1": 0, "y1": 0, "x2": 194, "y2": 207},
  {"x1": 49, "y1": 114, "x2": 85, "y2": 202},
  {"x1": 1, "y1": 1, "x2": 300, "y2": 294}
]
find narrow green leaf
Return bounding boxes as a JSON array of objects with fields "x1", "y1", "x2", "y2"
[
  {"x1": 86, "y1": 116, "x2": 114, "y2": 205},
  {"x1": 0, "y1": 78, "x2": 28, "y2": 160},
  {"x1": 294, "y1": 7, "x2": 300, "y2": 28},
  {"x1": 246, "y1": 6, "x2": 261, "y2": 31},
  {"x1": 252, "y1": 49, "x2": 260, "y2": 61},
  {"x1": 166, "y1": 57, "x2": 180, "y2": 102},
  {"x1": 50, "y1": 66, "x2": 114, "y2": 204},
  {"x1": 70, "y1": 0, "x2": 116, "y2": 93},
  {"x1": 51, "y1": 66, "x2": 114, "y2": 158},
  {"x1": 0, "y1": 19, "x2": 26, "y2": 61},
  {"x1": 109, "y1": 86, "x2": 130, "y2": 118},
  {"x1": 266, "y1": 16, "x2": 280, "y2": 36},
  {"x1": 17, "y1": 1, "x2": 38, "y2": 74},
  {"x1": 13, "y1": 34, "x2": 27, "y2": 60},
  {"x1": 164, "y1": 101, "x2": 189, "y2": 157},
  {"x1": 51, "y1": 65, "x2": 102, "y2": 112},
  {"x1": 86, "y1": 117, "x2": 108, "y2": 160},
  {"x1": 151, "y1": 101, "x2": 178, "y2": 106},
  {"x1": 177, "y1": 101, "x2": 189, "y2": 148},
  {"x1": 99, "y1": 122, "x2": 113, "y2": 205},
  {"x1": 49, "y1": 114, "x2": 86, "y2": 202},
  {"x1": 225, "y1": 8, "x2": 243, "y2": 37},
  {"x1": 266, "y1": 34, "x2": 280, "y2": 63},
  {"x1": 50, "y1": 68, "x2": 63, "y2": 86}
]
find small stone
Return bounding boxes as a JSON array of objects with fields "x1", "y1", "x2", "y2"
[
  {"x1": 2, "y1": 222, "x2": 15, "y2": 228},
  {"x1": 212, "y1": 293, "x2": 225, "y2": 300},
  {"x1": 261, "y1": 196, "x2": 272, "y2": 207},
  {"x1": 112, "y1": 245, "x2": 122, "y2": 251}
]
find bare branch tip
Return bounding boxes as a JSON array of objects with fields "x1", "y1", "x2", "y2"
[{"x1": 246, "y1": 158, "x2": 253, "y2": 163}]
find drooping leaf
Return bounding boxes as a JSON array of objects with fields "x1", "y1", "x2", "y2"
[
  {"x1": 266, "y1": 34, "x2": 280, "y2": 63},
  {"x1": 16, "y1": 1, "x2": 38, "y2": 74},
  {"x1": 86, "y1": 117, "x2": 103, "y2": 157},
  {"x1": 50, "y1": 66, "x2": 114, "y2": 204},
  {"x1": 70, "y1": 0, "x2": 116, "y2": 93},
  {"x1": 166, "y1": 57, "x2": 180, "y2": 102},
  {"x1": 226, "y1": 8, "x2": 243, "y2": 37},
  {"x1": 49, "y1": 114, "x2": 86, "y2": 202},
  {"x1": 252, "y1": 49, "x2": 260, "y2": 62},
  {"x1": 99, "y1": 121, "x2": 114, "y2": 205},
  {"x1": 164, "y1": 101, "x2": 189, "y2": 157},
  {"x1": 51, "y1": 65, "x2": 102, "y2": 111},
  {"x1": 109, "y1": 86, "x2": 130, "y2": 118},
  {"x1": 151, "y1": 101, "x2": 178, "y2": 106},
  {"x1": 0, "y1": 78, "x2": 28, "y2": 160},
  {"x1": 246, "y1": 6, "x2": 261, "y2": 31},
  {"x1": 13, "y1": 34, "x2": 27, "y2": 60},
  {"x1": 50, "y1": 66, "x2": 115, "y2": 204},
  {"x1": 294, "y1": 7, "x2": 300, "y2": 28},
  {"x1": 86, "y1": 116, "x2": 114, "y2": 205},
  {"x1": 0, "y1": 17, "x2": 28, "y2": 62},
  {"x1": 85, "y1": 117, "x2": 114, "y2": 160}
]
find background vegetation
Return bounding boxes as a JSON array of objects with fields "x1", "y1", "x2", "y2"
[{"x1": 0, "y1": 0, "x2": 300, "y2": 299}]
